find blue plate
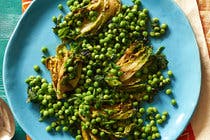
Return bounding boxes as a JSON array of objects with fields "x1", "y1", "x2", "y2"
[{"x1": 3, "y1": 0, "x2": 201, "y2": 139}]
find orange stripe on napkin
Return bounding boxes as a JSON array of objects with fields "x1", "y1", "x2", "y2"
[
  {"x1": 177, "y1": 124, "x2": 195, "y2": 140},
  {"x1": 26, "y1": 135, "x2": 32, "y2": 140},
  {"x1": 22, "y1": 0, "x2": 32, "y2": 12}
]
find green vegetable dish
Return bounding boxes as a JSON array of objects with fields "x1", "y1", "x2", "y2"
[{"x1": 25, "y1": 0, "x2": 176, "y2": 139}]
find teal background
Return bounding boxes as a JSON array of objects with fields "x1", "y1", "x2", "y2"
[{"x1": 0, "y1": 0, "x2": 26, "y2": 139}]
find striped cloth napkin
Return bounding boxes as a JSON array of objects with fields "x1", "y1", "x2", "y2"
[{"x1": 21, "y1": 0, "x2": 210, "y2": 139}]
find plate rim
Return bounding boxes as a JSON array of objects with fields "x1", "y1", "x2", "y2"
[{"x1": 2, "y1": 0, "x2": 202, "y2": 139}]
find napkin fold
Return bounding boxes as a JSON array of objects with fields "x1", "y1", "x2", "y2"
[{"x1": 175, "y1": 0, "x2": 210, "y2": 139}]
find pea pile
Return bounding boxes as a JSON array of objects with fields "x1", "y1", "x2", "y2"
[{"x1": 25, "y1": 0, "x2": 176, "y2": 139}]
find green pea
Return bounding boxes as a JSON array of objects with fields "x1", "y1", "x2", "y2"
[
  {"x1": 96, "y1": 117, "x2": 101, "y2": 122},
  {"x1": 161, "y1": 23, "x2": 168, "y2": 29},
  {"x1": 84, "y1": 95, "x2": 94, "y2": 102},
  {"x1": 152, "y1": 126, "x2": 158, "y2": 132},
  {"x1": 108, "y1": 23, "x2": 115, "y2": 29},
  {"x1": 142, "y1": 8, "x2": 148, "y2": 14},
  {"x1": 155, "y1": 32, "x2": 161, "y2": 37},
  {"x1": 157, "y1": 119, "x2": 163, "y2": 124},
  {"x1": 121, "y1": 4, "x2": 128, "y2": 10},
  {"x1": 138, "y1": 118, "x2": 143, "y2": 124},
  {"x1": 66, "y1": 0, "x2": 72, "y2": 7},
  {"x1": 41, "y1": 82, "x2": 48, "y2": 89},
  {"x1": 87, "y1": 70, "x2": 93, "y2": 76},
  {"x1": 43, "y1": 110, "x2": 49, "y2": 117},
  {"x1": 142, "y1": 31, "x2": 148, "y2": 37},
  {"x1": 46, "y1": 125, "x2": 52, "y2": 132},
  {"x1": 153, "y1": 107, "x2": 158, "y2": 113},
  {"x1": 118, "y1": 127, "x2": 124, "y2": 132},
  {"x1": 57, "y1": 101, "x2": 62, "y2": 106},
  {"x1": 147, "y1": 86, "x2": 152, "y2": 92},
  {"x1": 140, "y1": 20, "x2": 146, "y2": 26},
  {"x1": 119, "y1": 32, "x2": 126, "y2": 38},
  {"x1": 154, "y1": 26, "x2": 160, "y2": 32},
  {"x1": 76, "y1": 21, "x2": 82, "y2": 26},
  {"x1": 52, "y1": 16, "x2": 57, "y2": 23},
  {"x1": 150, "y1": 31, "x2": 155, "y2": 37},
  {"x1": 127, "y1": 12, "x2": 134, "y2": 18},
  {"x1": 75, "y1": 135, "x2": 82, "y2": 140},
  {"x1": 145, "y1": 126, "x2": 151, "y2": 133},
  {"x1": 37, "y1": 94, "x2": 43, "y2": 101},
  {"x1": 86, "y1": 78, "x2": 92, "y2": 84},
  {"x1": 33, "y1": 65, "x2": 40, "y2": 72},
  {"x1": 134, "y1": 0, "x2": 141, "y2": 5},
  {"x1": 134, "y1": 131, "x2": 140, "y2": 136},
  {"x1": 62, "y1": 126, "x2": 69, "y2": 132},
  {"x1": 51, "y1": 122, "x2": 56, "y2": 128},
  {"x1": 139, "y1": 108, "x2": 145, "y2": 113},
  {"x1": 146, "y1": 107, "x2": 154, "y2": 114},
  {"x1": 58, "y1": 110, "x2": 63, "y2": 115},
  {"x1": 96, "y1": 88, "x2": 102, "y2": 93},
  {"x1": 117, "y1": 71, "x2": 123, "y2": 77},
  {"x1": 155, "y1": 132, "x2": 161, "y2": 138},
  {"x1": 75, "y1": 88, "x2": 82, "y2": 93},
  {"x1": 165, "y1": 78, "x2": 171, "y2": 83},
  {"x1": 42, "y1": 99, "x2": 47, "y2": 105},
  {"x1": 165, "y1": 89, "x2": 172, "y2": 95},
  {"x1": 143, "y1": 95, "x2": 149, "y2": 101},
  {"x1": 133, "y1": 101, "x2": 138, "y2": 107},
  {"x1": 90, "y1": 10, "x2": 96, "y2": 16},
  {"x1": 167, "y1": 70, "x2": 173, "y2": 76},
  {"x1": 162, "y1": 111, "x2": 168, "y2": 116},
  {"x1": 100, "y1": 131, "x2": 105, "y2": 137},
  {"x1": 160, "y1": 28, "x2": 166, "y2": 34},
  {"x1": 152, "y1": 17, "x2": 159, "y2": 23},
  {"x1": 141, "y1": 132, "x2": 146, "y2": 138},
  {"x1": 125, "y1": 15, "x2": 130, "y2": 20},
  {"x1": 96, "y1": 68, "x2": 101, "y2": 74},
  {"x1": 104, "y1": 89, "x2": 109, "y2": 94},
  {"x1": 58, "y1": 4, "x2": 63, "y2": 10},
  {"x1": 155, "y1": 114, "x2": 161, "y2": 119},
  {"x1": 93, "y1": 81, "x2": 99, "y2": 87},
  {"x1": 139, "y1": 12, "x2": 146, "y2": 19},
  {"x1": 171, "y1": 99, "x2": 177, "y2": 106},
  {"x1": 122, "y1": 38, "x2": 127, "y2": 43},
  {"x1": 152, "y1": 134, "x2": 156, "y2": 139},
  {"x1": 64, "y1": 109, "x2": 70, "y2": 114},
  {"x1": 120, "y1": 21, "x2": 127, "y2": 27},
  {"x1": 72, "y1": 115, "x2": 77, "y2": 121},
  {"x1": 112, "y1": 17, "x2": 119, "y2": 23},
  {"x1": 48, "y1": 108, "x2": 54, "y2": 114},
  {"x1": 110, "y1": 69, "x2": 117, "y2": 75},
  {"x1": 57, "y1": 14, "x2": 63, "y2": 21},
  {"x1": 103, "y1": 95, "x2": 110, "y2": 100},
  {"x1": 91, "y1": 129, "x2": 98, "y2": 134},
  {"x1": 161, "y1": 114, "x2": 167, "y2": 121}
]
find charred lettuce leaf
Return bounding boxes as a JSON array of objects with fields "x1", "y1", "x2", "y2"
[
  {"x1": 76, "y1": 0, "x2": 121, "y2": 39},
  {"x1": 117, "y1": 42, "x2": 152, "y2": 82},
  {"x1": 55, "y1": 0, "x2": 121, "y2": 41},
  {"x1": 45, "y1": 44, "x2": 82, "y2": 99}
]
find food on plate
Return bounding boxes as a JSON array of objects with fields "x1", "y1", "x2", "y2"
[{"x1": 25, "y1": 0, "x2": 175, "y2": 139}]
